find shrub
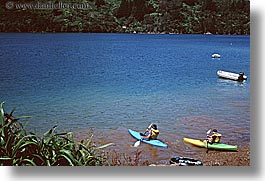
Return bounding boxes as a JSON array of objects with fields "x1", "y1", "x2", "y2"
[{"x1": 0, "y1": 102, "x2": 113, "y2": 166}]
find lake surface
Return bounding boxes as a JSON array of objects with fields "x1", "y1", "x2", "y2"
[{"x1": 0, "y1": 33, "x2": 250, "y2": 164}]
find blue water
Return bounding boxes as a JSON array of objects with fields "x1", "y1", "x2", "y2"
[{"x1": 0, "y1": 33, "x2": 250, "y2": 163}]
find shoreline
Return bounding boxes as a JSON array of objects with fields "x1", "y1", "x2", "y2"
[
  {"x1": 75, "y1": 129, "x2": 250, "y2": 166},
  {"x1": 149, "y1": 145, "x2": 250, "y2": 166},
  {"x1": 198, "y1": 146, "x2": 250, "y2": 166}
]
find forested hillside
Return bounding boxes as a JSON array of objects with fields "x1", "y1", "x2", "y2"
[{"x1": 0, "y1": 0, "x2": 250, "y2": 34}]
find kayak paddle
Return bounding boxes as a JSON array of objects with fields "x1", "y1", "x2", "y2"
[
  {"x1": 205, "y1": 129, "x2": 211, "y2": 153},
  {"x1": 133, "y1": 123, "x2": 153, "y2": 147}
]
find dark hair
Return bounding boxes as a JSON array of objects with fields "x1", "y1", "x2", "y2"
[
  {"x1": 213, "y1": 129, "x2": 218, "y2": 132},
  {"x1": 151, "y1": 124, "x2": 157, "y2": 130}
]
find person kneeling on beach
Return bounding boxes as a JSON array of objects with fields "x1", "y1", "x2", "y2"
[
  {"x1": 207, "y1": 129, "x2": 222, "y2": 144},
  {"x1": 140, "y1": 124, "x2": 159, "y2": 141}
]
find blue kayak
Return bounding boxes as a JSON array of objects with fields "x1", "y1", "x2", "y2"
[{"x1": 128, "y1": 129, "x2": 168, "y2": 148}]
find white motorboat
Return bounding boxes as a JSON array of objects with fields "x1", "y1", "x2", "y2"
[
  {"x1": 217, "y1": 70, "x2": 247, "y2": 81},
  {"x1": 212, "y1": 53, "x2": 221, "y2": 58}
]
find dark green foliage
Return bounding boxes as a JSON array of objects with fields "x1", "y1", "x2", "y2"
[
  {"x1": 0, "y1": 0, "x2": 250, "y2": 34},
  {"x1": 116, "y1": 0, "x2": 155, "y2": 21},
  {"x1": 0, "y1": 102, "x2": 113, "y2": 166}
]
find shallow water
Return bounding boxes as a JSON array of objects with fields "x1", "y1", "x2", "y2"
[{"x1": 0, "y1": 33, "x2": 250, "y2": 164}]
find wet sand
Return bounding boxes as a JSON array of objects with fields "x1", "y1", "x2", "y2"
[
  {"x1": 198, "y1": 146, "x2": 250, "y2": 166},
  {"x1": 149, "y1": 146, "x2": 250, "y2": 166}
]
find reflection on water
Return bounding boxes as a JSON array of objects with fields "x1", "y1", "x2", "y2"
[{"x1": 217, "y1": 78, "x2": 247, "y2": 86}]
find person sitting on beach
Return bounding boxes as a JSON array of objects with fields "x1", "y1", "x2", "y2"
[
  {"x1": 207, "y1": 129, "x2": 222, "y2": 144},
  {"x1": 140, "y1": 124, "x2": 159, "y2": 141}
]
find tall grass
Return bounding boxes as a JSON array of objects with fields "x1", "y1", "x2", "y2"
[{"x1": 0, "y1": 102, "x2": 114, "y2": 166}]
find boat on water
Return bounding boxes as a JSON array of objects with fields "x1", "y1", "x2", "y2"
[
  {"x1": 217, "y1": 70, "x2": 247, "y2": 82},
  {"x1": 212, "y1": 53, "x2": 221, "y2": 58},
  {"x1": 183, "y1": 137, "x2": 238, "y2": 151},
  {"x1": 128, "y1": 129, "x2": 168, "y2": 148}
]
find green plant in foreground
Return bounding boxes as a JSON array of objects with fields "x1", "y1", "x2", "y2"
[{"x1": 0, "y1": 102, "x2": 114, "y2": 166}]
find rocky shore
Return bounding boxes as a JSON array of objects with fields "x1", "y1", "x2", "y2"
[
  {"x1": 199, "y1": 146, "x2": 250, "y2": 166},
  {"x1": 150, "y1": 146, "x2": 250, "y2": 166}
]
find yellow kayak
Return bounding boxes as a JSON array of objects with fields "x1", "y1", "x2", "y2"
[{"x1": 183, "y1": 137, "x2": 238, "y2": 151}]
